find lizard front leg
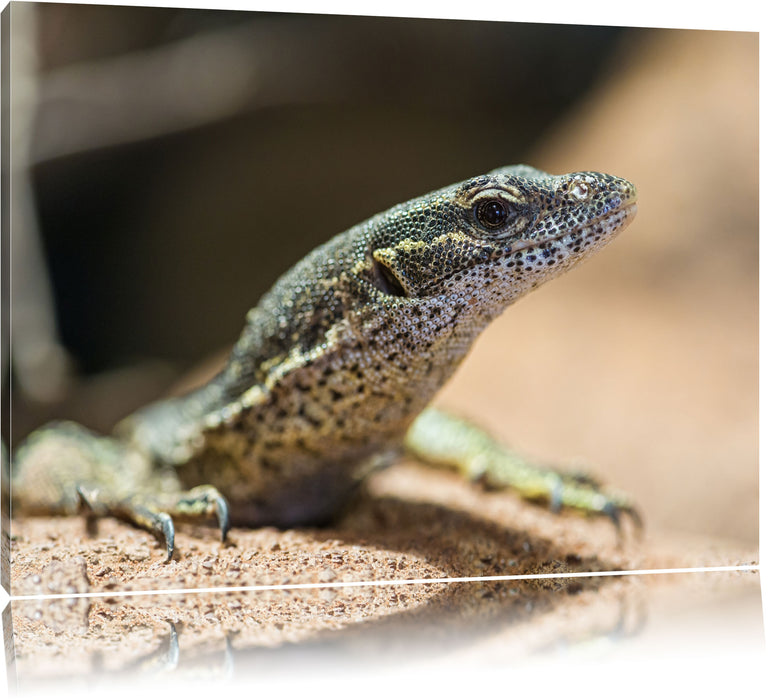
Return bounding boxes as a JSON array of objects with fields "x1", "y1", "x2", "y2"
[
  {"x1": 404, "y1": 407, "x2": 641, "y2": 532},
  {"x1": 12, "y1": 422, "x2": 230, "y2": 560}
]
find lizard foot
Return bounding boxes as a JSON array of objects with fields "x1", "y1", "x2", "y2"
[
  {"x1": 546, "y1": 471, "x2": 643, "y2": 535},
  {"x1": 78, "y1": 483, "x2": 231, "y2": 561},
  {"x1": 405, "y1": 407, "x2": 643, "y2": 537},
  {"x1": 12, "y1": 421, "x2": 230, "y2": 560}
]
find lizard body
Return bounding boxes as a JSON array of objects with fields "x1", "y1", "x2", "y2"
[{"x1": 13, "y1": 165, "x2": 638, "y2": 558}]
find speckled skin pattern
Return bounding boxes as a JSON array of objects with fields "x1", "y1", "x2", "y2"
[{"x1": 13, "y1": 165, "x2": 637, "y2": 550}]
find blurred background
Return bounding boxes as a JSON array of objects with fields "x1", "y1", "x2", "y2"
[{"x1": 4, "y1": 4, "x2": 758, "y2": 545}]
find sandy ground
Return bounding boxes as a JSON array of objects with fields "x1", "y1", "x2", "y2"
[
  {"x1": 5, "y1": 27, "x2": 760, "y2": 689},
  {"x1": 8, "y1": 462, "x2": 761, "y2": 684}
]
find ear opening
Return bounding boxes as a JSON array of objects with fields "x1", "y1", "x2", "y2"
[{"x1": 372, "y1": 257, "x2": 408, "y2": 297}]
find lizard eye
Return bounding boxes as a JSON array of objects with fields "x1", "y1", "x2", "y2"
[{"x1": 475, "y1": 199, "x2": 511, "y2": 229}]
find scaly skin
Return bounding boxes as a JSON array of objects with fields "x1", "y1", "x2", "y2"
[{"x1": 13, "y1": 165, "x2": 638, "y2": 559}]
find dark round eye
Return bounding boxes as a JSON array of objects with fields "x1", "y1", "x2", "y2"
[{"x1": 476, "y1": 199, "x2": 510, "y2": 229}]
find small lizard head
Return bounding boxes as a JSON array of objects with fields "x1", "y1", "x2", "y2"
[{"x1": 366, "y1": 165, "x2": 637, "y2": 309}]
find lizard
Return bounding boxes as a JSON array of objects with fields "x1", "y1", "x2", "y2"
[{"x1": 11, "y1": 164, "x2": 639, "y2": 561}]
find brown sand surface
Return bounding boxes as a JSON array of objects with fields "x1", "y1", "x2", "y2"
[
  {"x1": 8, "y1": 26, "x2": 760, "y2": 685},
  {"x1": 9, "y1": 462, "x2": 760, "y2": 682}
]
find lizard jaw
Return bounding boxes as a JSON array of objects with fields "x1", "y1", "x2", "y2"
[{"x1": 509, "y1": 201, "x2": 638, "y2": 254}]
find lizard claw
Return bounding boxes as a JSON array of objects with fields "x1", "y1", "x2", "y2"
[
  {"x1": 159, "y1": 513, "x2": 175, "y2": 562},
  {"x1": 75, "y1": 484, "x2": 95, "y2": 512},
  {"x1": 603, "y1": 499, "x2": 643, "y2": 541},
  {"x1": 172, "y1": 484, "x2": 232, "y2": 544},
  {"x1": 621, "y1": 502, "x2": 644, "y2": 536},
  {"x1": 549, "y1": 478, "x2": 564, "y2": 513},
  {"x1": 215, "y1": 494, "x2": 231, "y2": 542},
  {"x1": 603, "y1": 500, "x2": 622, "y2": 534}
]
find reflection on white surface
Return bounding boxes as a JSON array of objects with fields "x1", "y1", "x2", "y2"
[{"x1": 4, "y1": 570, "x2": 764, "y2": 697}]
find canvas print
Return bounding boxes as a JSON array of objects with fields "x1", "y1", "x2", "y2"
[{"x1": 0, "y1": 2, "x2": 762, "y2": 691}]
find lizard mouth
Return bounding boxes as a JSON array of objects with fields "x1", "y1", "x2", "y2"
[{"x1": 507, "y1": 202, "x2": 638, "y2": 254}]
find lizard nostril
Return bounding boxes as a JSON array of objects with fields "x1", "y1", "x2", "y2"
[{"x1": 570, "y1": 181, "x2": 590, "y2": 201}]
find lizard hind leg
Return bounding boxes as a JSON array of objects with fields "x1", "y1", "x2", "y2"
[
  {"x1": 404, "y1": 407, "x2": 642, "y2": 534},
  {"x1": 13, "y1": 422, "x2": 230, "y2": 560}
]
